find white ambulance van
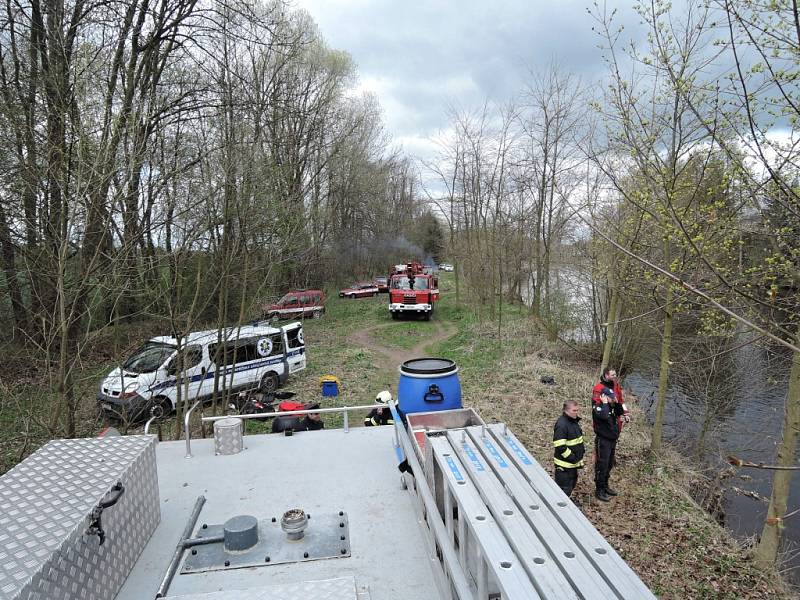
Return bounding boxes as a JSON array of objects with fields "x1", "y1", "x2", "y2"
[{"x1": 98, "y1": 322, "x2": 305, "y2": 421}]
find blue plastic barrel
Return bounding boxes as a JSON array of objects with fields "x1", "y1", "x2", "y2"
[{"x1": 398, "y1": 358, "x2": 462, "y2": 416}]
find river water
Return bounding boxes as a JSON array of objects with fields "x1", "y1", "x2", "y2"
[
  {"x1": 625, "y1": 339, "x2": 798, "y2": 581},
  {"x1": 526, "y1": 263, "x2": 798, "y2": 581}
]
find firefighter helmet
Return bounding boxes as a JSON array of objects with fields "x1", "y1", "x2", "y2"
[{"x1": 375, "y1": 390, "x2": 392, "y2": 405}]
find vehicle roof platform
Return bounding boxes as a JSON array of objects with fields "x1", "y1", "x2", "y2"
[
  {"x1": 1, "y1": 405, "x2": 655, "y2": 600},
  {"x1": 116, "y1": 426, "x2": 438, "y2": 600}
]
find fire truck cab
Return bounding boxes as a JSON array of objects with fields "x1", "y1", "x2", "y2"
[{"x1": 389, "y1": 271, "x2": 439, "y2": 320}]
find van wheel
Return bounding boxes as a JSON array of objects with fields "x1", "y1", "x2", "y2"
[
  {"x1": 313, "y1": 310, "x2": 322, "y2": 319},
  {"x1": 152, "y1": 396, "x2": 173, "y2": 418},
  {"x1": 260, "y1": 372, "x2": 279, "y2": 394}
]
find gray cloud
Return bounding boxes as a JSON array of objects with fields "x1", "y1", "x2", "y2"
[{"x1": 294, "y1": 0, "x2": 648, "y2": 148}]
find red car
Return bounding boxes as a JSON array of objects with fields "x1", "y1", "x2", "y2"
[
  {"x1": 339, "y1": 282, "x2": 379, "y2": 298},
  {"x1": 374, "y1": 276, "x2": 389, "y2": 293},
  {"x1": 263, "y1": 290, "x2": 326, "y2": 319}
]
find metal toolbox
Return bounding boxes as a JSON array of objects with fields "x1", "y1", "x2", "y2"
[
  {"x1": 406, "y1": 407, "x2": 485, "y2": 461},
  {"x1": 0, "y1": 435, "x2": 160, "y2": 600}
]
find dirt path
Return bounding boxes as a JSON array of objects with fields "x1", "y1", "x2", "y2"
[{"x1": 348, "y1": 320, "x2": 458, "y2": 393}]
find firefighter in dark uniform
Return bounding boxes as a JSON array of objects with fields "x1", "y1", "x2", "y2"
[
  {"x1": 552, "y1": 399, "x2": 585, "y2": 498},
  {"x1": 364, "y1": 391, "x2": 394, "y2": 426},
  {"x1": 301, "y1": 404, "x2": 325, "y2": 431},
  {"x1": 592, "y1": 367, "x2": 626, "y2": 501}
]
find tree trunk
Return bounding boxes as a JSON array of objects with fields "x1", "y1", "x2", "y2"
[
  {"x1": 650, "y1": 282, "x2": 673, "y2": 455},
  {"x1": 755, "y1": 328, "x2": 800, "y2": 566},
  {"x1": 601, "y1": 286, "x2": 620, "y2": 373},
  {"x1": 0, "y1": 204, "x2": 28, "y2": 335}
]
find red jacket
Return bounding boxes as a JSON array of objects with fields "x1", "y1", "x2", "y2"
[
  {"x1": 592, "y1": 381, "x2": 620, "y2": 439},
  {"x1": 591, "y1": 378, "x2": 630, "y2": 437}
]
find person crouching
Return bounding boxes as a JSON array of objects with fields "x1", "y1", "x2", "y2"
[{"x1": 364, "y1": 391, "x2": 395, "y2": 426}]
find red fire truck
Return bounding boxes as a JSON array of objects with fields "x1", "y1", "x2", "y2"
[
  {"x1": 388, "y1": 269, "x2": 439, "y2": 320},
  {"x1": 389, "y1": 261, "x2": 424, "y2": 278}
]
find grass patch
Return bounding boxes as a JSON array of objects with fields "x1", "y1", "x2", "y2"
[{"x1": 372, "y1": 320, "x2": 431, "y2": 350}]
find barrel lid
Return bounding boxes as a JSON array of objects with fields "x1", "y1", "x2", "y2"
[{"x1": 400, "y1": 358, "x2": 457, "y2": 375}]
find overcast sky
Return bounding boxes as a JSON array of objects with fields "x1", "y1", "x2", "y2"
[{"x1": 292, "y1": 0, "x2": 646, "y2": 161}]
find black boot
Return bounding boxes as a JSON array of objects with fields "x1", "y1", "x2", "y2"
[
  {"x1": 595, "y1": 489, "x2": 612, "y2": 502},
  {"x1": 605, "y1": 486, "x2": 618, "y2": 496}
]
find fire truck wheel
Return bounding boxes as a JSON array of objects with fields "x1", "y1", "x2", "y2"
[
  {"x1": 259, "y1": 372, "x2": 279, "y2": 394},
  {"x1": 423, "y1": 312, "x2": 431, "y2": 321}
]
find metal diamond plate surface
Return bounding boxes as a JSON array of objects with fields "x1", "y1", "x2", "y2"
[
  {"x1": 0, "y1": 435, "x2": 160, "y2": 600},
  {"x1": 169, "y1": 576, "x2": 361, "y2": 599},
  {"x1": 182, "y1": 513, "x2": 350, "y2": 573},
  {"x1": 213, "y1": 418, "x2": 243, "y2": 455}
]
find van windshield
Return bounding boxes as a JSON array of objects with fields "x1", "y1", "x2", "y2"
[{"x1": 122, "y1": 342, "x2": 176, "y2": 374}]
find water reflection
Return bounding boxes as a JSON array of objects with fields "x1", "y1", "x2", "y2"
[
  {"x1": 625, "y1": 336, "x2": 796, "y2": 579},
  {"x1": 524, "y1": 263, "x2": 798, "y2": 579}
]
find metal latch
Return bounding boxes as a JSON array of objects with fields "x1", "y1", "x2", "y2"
[{"x1": 86, "y1": 481, "x2": 125, "y2": 545}]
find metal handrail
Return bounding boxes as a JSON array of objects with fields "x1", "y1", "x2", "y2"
[
  {"x1": 144, "y1": 416, "x2": 158, "y2": 436},
  {"x1": 389, "y1": 401, "x2": 473, "y2": 599},
  {"x1": 184, "y1": 400, "x2": 202, "y2": 459},
  {"x1": 200, "y1": 404, "x2": 377, "y2": 422},
  {"x1": 186, "y1": 404, "x2": 380, "y2": 457},
  {"x1": 144, "y1": 405, "x2": 165, "y2": 437}
]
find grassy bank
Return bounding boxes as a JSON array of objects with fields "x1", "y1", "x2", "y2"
[
  {"x1": 294, "y1": 276, "x2": 791, "y2": 598},
  {"x1": 0, "y1": 274, "x2": 791, "y2": 598}
]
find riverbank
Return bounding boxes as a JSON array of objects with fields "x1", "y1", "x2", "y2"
[
  {"x1": 284, "y1": 279, "x2": 790, "y2": 597},
  {"x1": 0, "y1": 275, "x2": 792, "y2": 597},
  {"x1": 428, "y1": 314, "x2": 790, "y2": 598}
]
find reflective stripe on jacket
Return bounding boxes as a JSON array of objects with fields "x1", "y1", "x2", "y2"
[
  {"x1": 364, "y1": 407, "x2": 394, "y2": 426},
  {"x1": 553, "y1": 413, "x2": 585, "y2": 469}
]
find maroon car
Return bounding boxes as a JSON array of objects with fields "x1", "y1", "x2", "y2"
[
  {"x1": 339, "y1": 282, "x2": 379, "y2": 298},
  {"x1": 374, "y1": 276, "x2": 389, "y2": 293},
  {"x1": 263, "y1": 290, "x2": 326, "y2": 319}
]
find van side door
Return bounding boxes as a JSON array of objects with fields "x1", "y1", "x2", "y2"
[
  {"x1": 282, "y1": 323, "x2": 306, "y2": 375},
  {"x1": 166, "y1": 345, "x2": 204, "y2": 407}
]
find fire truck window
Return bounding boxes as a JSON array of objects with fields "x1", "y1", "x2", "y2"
[
  {"x1": 415, "y1": 278, "x2": 429, "y2": 290},
  {"x1": 392, "y1": 277, "x2": 411, "y2": 290}
]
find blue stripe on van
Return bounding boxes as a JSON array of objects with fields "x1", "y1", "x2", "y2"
[{"x1": 151, "y1": 348, "x2": 305, "y2": 391}]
